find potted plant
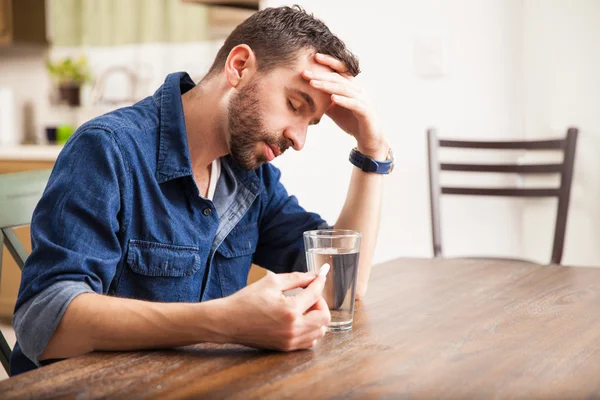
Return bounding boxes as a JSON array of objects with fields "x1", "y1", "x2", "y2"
[{"x1": 46, "y1": 56, "x2": 92, "y2": 107}]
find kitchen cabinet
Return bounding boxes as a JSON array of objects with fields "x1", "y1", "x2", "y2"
[
  {"x1": 205, "y1": 6, "x2": 255, "y2": 39},
  {"x1": 182, "y1": 0, "x2": 259, "y2": 10},
  {"x1": 0, "y1": 0, "x2": 47, "y2": 47},
  {"x1": 182, "y1": 0, "x2": 256, "y2": 39},
  {"x1": 0, "y1": 0, "x2": 11, "y2": 46}
]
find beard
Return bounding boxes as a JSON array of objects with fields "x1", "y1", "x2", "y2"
[{"x1": 227, "y1": 79, "x2": 289, "y2": 171}]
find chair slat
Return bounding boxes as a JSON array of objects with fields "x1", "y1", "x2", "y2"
[
  {"x1": 0, "y1": 332, "x2": 11, "y2": 374},
  {"x1": 441, "y1": 187, "x2": 561, "y2": 197},
  {"x1": 2, "y1": 228, "x2": 28, "y2": 270},
  {"x1": 440, "y1": 163, "x2": 563, "y2": 174},
  {"x1": 439, "y1": 139, "x2": 565, "y2": 150},
  {"x1": 0, "y1": 169, "x2": 51, "y2": 228},
  {"x1": 428, "y1": 127, "x2": 578, "y2": 265}
]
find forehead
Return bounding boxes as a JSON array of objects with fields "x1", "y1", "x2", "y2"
[{"x1": 290, "y1": 50, "x2": 334, "y2": 75}]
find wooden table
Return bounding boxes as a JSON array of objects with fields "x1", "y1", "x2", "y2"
[{"x1": 3, "y1": 258, "x2": 600, "y2": 399}]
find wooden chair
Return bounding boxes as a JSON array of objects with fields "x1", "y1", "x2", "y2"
[
  {"x1": 427, "y1": 127, "x2": 578, "y2": 265},
  {"x1": 0, "y1": 169, "x2": 51, "y2": 373}
]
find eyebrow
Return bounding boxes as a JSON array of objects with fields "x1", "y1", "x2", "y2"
[{"x1": 289, "y1": 88, "x2": 320, "y2": 125}]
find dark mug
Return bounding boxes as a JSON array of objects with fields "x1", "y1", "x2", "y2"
[{"x1": 45, "y1": 127, "x2": 57, "y2": 144}]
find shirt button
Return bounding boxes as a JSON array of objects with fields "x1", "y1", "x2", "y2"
[{"x1": 202, "y1": 207, "x2": 212, "y2": 216}]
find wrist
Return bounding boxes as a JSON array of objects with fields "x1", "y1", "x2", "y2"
[
  {"x1": 356, "y1": 138, "x2": 389, "y2": 160},
  {"x1": 193, "y1": 298, "x2": 232, "y2": 344}
]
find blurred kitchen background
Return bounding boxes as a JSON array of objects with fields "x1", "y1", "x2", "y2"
[
  {"x1": 0, "y1": 0, "x2": 599, "y2": 346},
  {"x1": 0, "y1": 0, "x2": 255, "y2": 148}
]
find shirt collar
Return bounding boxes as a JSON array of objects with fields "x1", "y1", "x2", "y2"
[
  {"x1": 152, "y1": 72, "x2": 260, "y2": 191},
  {"x1": 153, "y1": 72, "x2": 196, "y2": 183}
]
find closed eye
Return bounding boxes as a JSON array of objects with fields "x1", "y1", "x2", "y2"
[{"x1": 288, "y1": 99, "x2": 298, "y2": 113}]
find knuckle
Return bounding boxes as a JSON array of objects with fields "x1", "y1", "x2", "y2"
[
  {"x1": 263, "y1": 271, "x2": 281, "y2": 285},
  {"x1": 320, "y1": 326, "x2": 327, "y2": 337},
  {"x1": 283, "y1": 328, "x2": 296, "y2": 340},
  {"x1": 282, "y1": 308, "x2": 297, "y2": 323}
]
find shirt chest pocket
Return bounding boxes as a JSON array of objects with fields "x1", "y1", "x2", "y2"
[
  {"x1": 214, "y1": 223, "x2": 259, "y2": 297},
  {"x1": 115, "y1": 240, "x2": 202, "y2": 302}
]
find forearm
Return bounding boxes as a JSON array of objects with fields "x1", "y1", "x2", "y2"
[
  {"x1": 40, "y1": 292, "x2": 228, "y2": 360},
  {"x1": 300, "y1": 53, "x2": 389, "y2": 300},
  {"x1": 334, "y1": 143, "x2": 388, "y2": 299}
]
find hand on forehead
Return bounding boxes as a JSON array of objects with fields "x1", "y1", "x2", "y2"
[
  {"x1": 305, "y1": 53, "x2": 337, "y2": 74},
  {"x1": 284, "y1": 51, "x2": 335, "y2": 114},
  {"x1": 293, "y1": 49, "x2": 345, "y2": 77}
]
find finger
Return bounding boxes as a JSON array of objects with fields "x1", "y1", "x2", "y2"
[
  {"x1": 304, "y1": 299, "x2": 331, "y2": 327},
  {"x1": 315, "y1": 52, "x2": 349, "y2": 74},
  {"x1": 290, "y1": 308, "x2": 328, "y2": 337},
  {"x1": 302, "y1": 70, "x2": 355, "y2": 86},
  {"x1": 303, "y1": 71, "x2": 362, "y2": 97},
  {"x1": 275, "y1": 271, "x2": 318, "y2": 291},
  {"x1": 306, "y1": 295, "x2": 329, "y2": 315},
  {"x1": 289, "y1": 325, "x2": 328, "y2": 350},
  {"x1": 330, "y1": 94, "x2": 369, "y2": 117},
  {"x1": 310, "y1": 79, "x2": 359, "y2": 99},
  {"x1": 292, "y1": 274, "x2": 326, "y2": 312}
]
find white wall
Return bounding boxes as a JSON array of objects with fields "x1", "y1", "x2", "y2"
[
  {"x1": 7, "y1": 1, "x2": 595, "y2": 265},
  {"x1": 520, "y1": 0, "x2": 600, "y2": 266},
  {"x1": 264, "y1": 0, "x2": 525, "y2": 263}
]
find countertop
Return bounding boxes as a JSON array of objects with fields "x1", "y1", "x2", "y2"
[{"x1": 0, "y1": 145, "x2": 63, "y2": 161}]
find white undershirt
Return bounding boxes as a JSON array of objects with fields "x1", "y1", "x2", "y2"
[{"x1": 206, "y1": 158, "x2": 221, "y2": 201}]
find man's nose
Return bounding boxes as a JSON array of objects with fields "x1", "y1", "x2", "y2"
[{"x1": 284, "y1": 126, "x2": 307, "y2": 151}]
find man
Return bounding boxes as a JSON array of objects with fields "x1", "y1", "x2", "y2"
[{"x1": 11, "y1": 6, "x2": 392, "y2": 375}]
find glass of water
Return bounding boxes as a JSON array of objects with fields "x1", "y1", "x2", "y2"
[{"x1": 303, "y1": 229, "x2": 361, "y2": 331}]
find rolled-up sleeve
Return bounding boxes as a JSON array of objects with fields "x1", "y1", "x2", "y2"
[
  {"x1": 253, "y1": 164, "x2": 328, "y2": 274},
  {"x1": 13, "y1": 281, "x2": 94, "y2": 365},
  {"x1": 13, "y1": 126, "x2": 127, "y2": 365}
]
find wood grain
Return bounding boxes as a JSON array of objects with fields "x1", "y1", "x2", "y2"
[
  {"x1": 0, "y1": 160, "x2": 55, "y2": 174},
  {"x1": 3, "y1": 258, "x2": 600, "y2": 399}
]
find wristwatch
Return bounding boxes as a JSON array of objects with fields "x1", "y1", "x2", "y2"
[{"x1": 349, "y1": 147, "x2": 394, "y2": 174}]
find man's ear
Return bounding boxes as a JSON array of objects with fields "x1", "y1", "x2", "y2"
[{"x1": 224, "y1": 44, "x2": 257, "y2": 88}]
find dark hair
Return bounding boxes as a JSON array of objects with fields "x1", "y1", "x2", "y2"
[{"x1": 206, "y1": 5, "x2": 360, "y2": 78}]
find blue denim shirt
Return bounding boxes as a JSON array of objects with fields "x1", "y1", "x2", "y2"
[{"x1": 11, "y1": 72, "x2": 327, "y2": 375}]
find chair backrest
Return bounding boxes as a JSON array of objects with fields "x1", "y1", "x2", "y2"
[
  {"x1": 0, "y1": 169, "x2": 51, "y2": 373},
  {"x1": 0, "y1": 169, "x2": 52, "y2": 269},
  {"x1": 427, "y1": 128, "x2": 578, "y2": 265}
]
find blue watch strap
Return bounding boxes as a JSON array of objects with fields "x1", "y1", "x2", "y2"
[{"x1": 349, "y1": 148, "x2": 393, "y2": 174}]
